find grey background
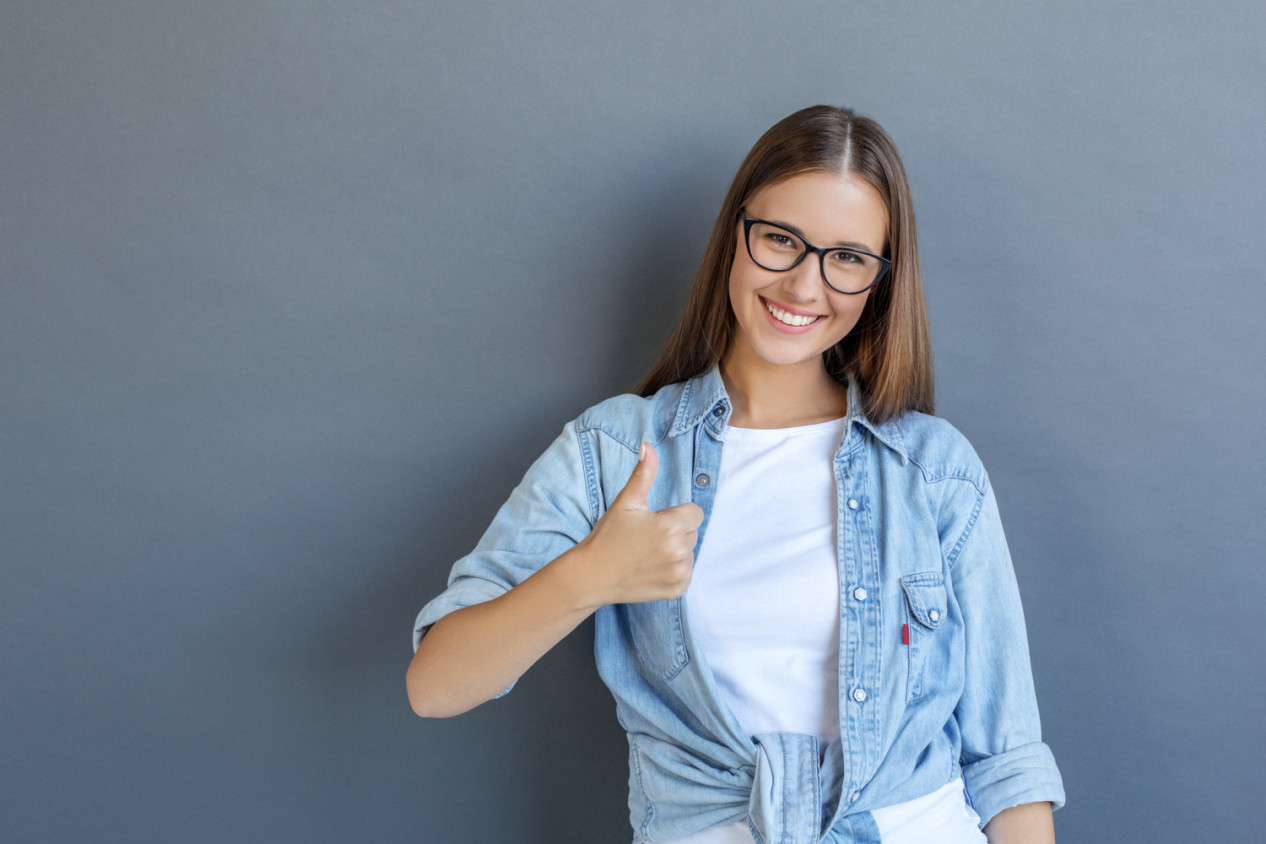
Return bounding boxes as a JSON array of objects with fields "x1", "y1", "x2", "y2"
[{"x1": 2, "y1": 1, "x2": 1262, "y2": 842}]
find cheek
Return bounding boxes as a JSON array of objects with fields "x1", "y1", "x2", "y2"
[
  {"x1": 830, "y1": 293, "x2": 871, "y2": 336},
  {"x1": 727, "y1": 257, "x2": 763, "y2": 318},
  {"x1": 728, "y1": 252, "x2": 754, "y2": 295}
]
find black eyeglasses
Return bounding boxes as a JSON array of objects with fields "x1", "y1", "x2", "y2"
[{"x1": 739, "y1": 210, "x2": 890, "y2": 295}]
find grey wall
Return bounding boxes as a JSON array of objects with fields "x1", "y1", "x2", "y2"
[{"x1": 3, "y1": 1, "x2": 1262, "y2": 841}]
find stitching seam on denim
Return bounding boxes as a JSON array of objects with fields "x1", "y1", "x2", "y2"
[
  {"x1": 576, "y1": 421, "x2": 600, "y2": 525},
  {"x1": 629, "y1": 735, "x2": 656, "y2": 840},
  {"x1": 903, "y1": 451, "x2": 988, "y2": 494},
  {"x1": 945, "y1": 485, "x2": 988, "y2": 570}
]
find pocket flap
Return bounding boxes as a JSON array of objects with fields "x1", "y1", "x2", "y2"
[{"x1": 901, "y1": 572, "x2": 947, "y2": 630}]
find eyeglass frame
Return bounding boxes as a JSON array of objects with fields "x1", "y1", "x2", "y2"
[{"x1": 738, "y1": 210, "x2": 891, "y2": 295}]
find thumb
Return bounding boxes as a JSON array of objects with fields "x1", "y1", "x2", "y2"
[{"x1": 613, "y1": 441, "x2": 657, "y2": 509}]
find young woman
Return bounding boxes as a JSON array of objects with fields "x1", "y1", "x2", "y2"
[{"x1": 406, "y1": 106, "x2": 1065, "y2": 844}]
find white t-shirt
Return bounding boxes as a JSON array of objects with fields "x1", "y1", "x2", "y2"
[
  {"x1": 686, "y1": 417, "x2": 847, "y2": 745},
  {"x1": 663, "y1": 419, "x2": 986, "y2": 844}
]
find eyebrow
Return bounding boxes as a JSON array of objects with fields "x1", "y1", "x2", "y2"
[{"x1": 764, "y1": 217, "x2": 878, "y2": 254}]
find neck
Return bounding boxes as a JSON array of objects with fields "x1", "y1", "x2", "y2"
[{"x1": 720, "y1": 345, "x2": 848, "y2": 429}]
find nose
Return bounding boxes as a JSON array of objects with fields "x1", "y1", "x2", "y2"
[{"x1": 781, "y1": 253, "x2": 826, "y2": 304}]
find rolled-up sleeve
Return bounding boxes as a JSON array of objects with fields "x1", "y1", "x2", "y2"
[
  {"x1": 411, "y1": 419, "x2": 597, "y2": 695},
  {"x1": 950, "y1": 477, "x2": 1065, "y2": 825}
]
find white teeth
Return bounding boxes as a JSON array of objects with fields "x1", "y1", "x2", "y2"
[{"x1": 764, "y1": 300, "x2": 819, "y2": 326}]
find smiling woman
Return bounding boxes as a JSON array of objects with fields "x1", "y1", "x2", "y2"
[
  {"x1": 721, "y1": 171, "x2": 887, "y2": 427},
  {"x1": 407, "y1": 106, "x2": 1064, "y2": 844}
]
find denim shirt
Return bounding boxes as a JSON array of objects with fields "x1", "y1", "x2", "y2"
[{"x1": 413, "y1": 365, "x2": 1065, "y2": 844}]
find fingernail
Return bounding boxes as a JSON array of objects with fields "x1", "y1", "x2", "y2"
[{"x1": 638, "y1": 442, "x2": 646, "y2": 461}]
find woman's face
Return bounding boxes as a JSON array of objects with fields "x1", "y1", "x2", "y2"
[{"x1": 726, "y1": 169, "x2": 889, "y2": 375}]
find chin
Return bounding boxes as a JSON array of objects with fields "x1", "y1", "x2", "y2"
[{"x1": 743, "y1": 337, "x2": 838, "y2": 369}]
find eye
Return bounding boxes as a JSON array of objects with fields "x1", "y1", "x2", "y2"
[
  {"x1": 829, "y1": 249, "x2": 865, "y2": 266},
  {"x1": 762, "y1": 232, "x2": 799, "y2": 250}
]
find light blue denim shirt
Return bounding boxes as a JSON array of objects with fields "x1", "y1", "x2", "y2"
[{"x1": 414, "y1": 365, "x2": 1065, "y2": 844}]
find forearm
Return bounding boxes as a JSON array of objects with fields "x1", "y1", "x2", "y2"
[
  {"x1": 406, "y1": 544, "x2": 601, "y2": 718},
  {"x1": 982, "y1": 801, "x2": 1054, "y2": 844}
]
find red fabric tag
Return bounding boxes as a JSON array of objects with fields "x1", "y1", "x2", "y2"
[{"x1": 902, "y1": 623, "x2": 909, "y2": 645}]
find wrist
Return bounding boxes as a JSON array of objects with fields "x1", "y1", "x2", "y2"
[{"x1": 544, "y1": 540, "x2": 607, "y2": 615}]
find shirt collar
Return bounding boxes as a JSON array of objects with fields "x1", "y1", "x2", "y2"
[{"x1": 668, "y1": 363, "x2": 910, "y2": 464}]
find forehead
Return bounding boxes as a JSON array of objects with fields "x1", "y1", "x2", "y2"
[{"x1": 745, "y1": 170, "x2": 889, "y2": 251}]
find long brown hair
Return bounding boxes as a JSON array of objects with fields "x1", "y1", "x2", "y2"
[{"x1": 637, "y1": 105, "x2": 933, "y2": 425}]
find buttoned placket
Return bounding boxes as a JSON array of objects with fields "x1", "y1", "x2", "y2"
[
  {"x1": 688, "y1": 399, "x2": 728, "y2": 576},
  {"x1": 830, "y1": 421, "x2": 881, "y2": 833}
]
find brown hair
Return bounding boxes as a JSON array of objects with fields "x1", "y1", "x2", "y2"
[{"x1": 636, "y1": 105, "x2": 933, "y2": 424}]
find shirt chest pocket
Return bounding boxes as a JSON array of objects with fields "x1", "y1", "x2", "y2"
[{"x1": 900, "y1": 571, "x2": 947, "y2": 703}]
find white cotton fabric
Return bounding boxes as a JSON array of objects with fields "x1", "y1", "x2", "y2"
[
  {"x1": 869, "y1": 778, "x2": 987, "y2": 843},
  {"x1": 685, "y1": 417, "x2": 848, "y2": 745}
]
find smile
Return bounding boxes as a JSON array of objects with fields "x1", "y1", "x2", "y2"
[{"x1": 763, "y1": 298, "x2": 822, "y2": 327}]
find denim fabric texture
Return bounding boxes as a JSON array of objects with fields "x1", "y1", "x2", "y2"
[{"x1": 413, "y1": 365, "x2": 1065, "y2": 844}]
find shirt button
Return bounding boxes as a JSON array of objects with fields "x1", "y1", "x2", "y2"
[
  {"x1": 695, "y1": 473, "x2": 710, "y2": 488},
  {"x1": 853, "y1": 587, "x2": 867, "y2": 601},
  {"x1": 847, "y1": 498, "x2": 859, "y2": 510},
  {"x1": 929, "y1": 609, "x2": 940, "y2": 622},
  {"x1": 850, "y1": 791, "x2": 861, "y2": 803},
  {"x1": 852, "y1": 687, "x2": 867, "y2": 703},
  {"x1": 713, "y1": 406, "x2": 724, "y2": 417}
]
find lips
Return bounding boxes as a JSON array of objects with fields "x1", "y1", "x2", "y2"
[{"x1": 761, "y1": 296, "x2": 823, "y2": 327}]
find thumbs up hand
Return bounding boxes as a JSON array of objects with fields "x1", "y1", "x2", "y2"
[{"x1": 571, "y1": 442, "x2": 705, "y2": 606}]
